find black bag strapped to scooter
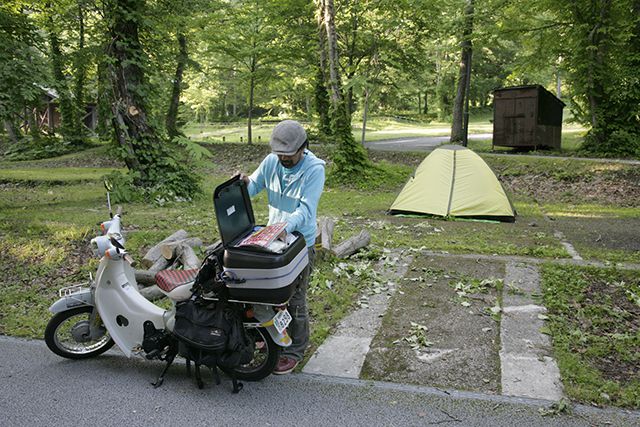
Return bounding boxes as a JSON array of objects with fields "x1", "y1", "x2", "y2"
[
  {"x1": 190, "y1": 240, "x2": 226, "y2": 297},
  {"x1": 172, "y1": 297, "x2": 254, "y2": 393}
]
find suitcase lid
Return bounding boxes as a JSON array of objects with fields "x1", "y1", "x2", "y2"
[{"x1": 213, "y1": 175, "x2": 256, "y2": 247}]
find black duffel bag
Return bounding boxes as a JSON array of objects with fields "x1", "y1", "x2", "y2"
[{"x1": 173, "y1": 298, "x2": 253, "y2": 393}]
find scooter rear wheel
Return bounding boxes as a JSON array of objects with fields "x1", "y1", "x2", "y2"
[
  {"x1": 224, "y1": 326, "x2": 279, "y2": 381},
  {"x1": 45, "y1": 306, "x2": 115, "y2": 359}
]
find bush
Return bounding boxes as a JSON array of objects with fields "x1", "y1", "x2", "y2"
[
  {"x1": 2, "y1": 136, "x2": 81, "y2": 161},
  {"x1": 581, "y1": 128, "x2": 640, "y2": 158},
  {"x1": 103, "y1": 166, "x2": 202, "y2": 205}
]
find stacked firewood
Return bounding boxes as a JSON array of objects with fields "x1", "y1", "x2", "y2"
[{"x1": 134, "y1": 230, "x2": 203, "y2": 301}]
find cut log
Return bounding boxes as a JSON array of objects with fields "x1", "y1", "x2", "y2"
[
  {"x1": 141, "y1": 229, "x2": 188, "y2": 268},
  {"x1": 134, "y1": 269, "x2": 157, "y2": 286},
  {"x1": 319, "y1": 217, "x2": 335, "y2": 250},
  {"x1": 160, "y1": 237, "x2": 203, "y2": 260},
  {"x1": 138, "y1": 285, "x2": 165, "y2": 301},
  {"x1": 333, "y1": 229, "x2": 370, "y2": 258},
  {"x1": 179, "y1": 245, "x2": 201, "y2": 270},
  {"x1": 148, "y1": 255, "x2": 171, "y2": 274}
]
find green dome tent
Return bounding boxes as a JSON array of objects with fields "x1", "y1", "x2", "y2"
[{"x1": 390, "y1": 145, "x2": 516, "y2": 222}]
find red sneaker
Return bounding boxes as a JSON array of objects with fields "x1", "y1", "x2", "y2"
[{"x1": 273, "y1": 356, "x2": 298, "y2": 375}]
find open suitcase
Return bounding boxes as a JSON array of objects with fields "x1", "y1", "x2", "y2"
[{"x1": 213, "y1": 176, "x2": 308, "y2": 305}]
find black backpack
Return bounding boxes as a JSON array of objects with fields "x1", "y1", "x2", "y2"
[
  {"x1": 191, "y1": 242, "x2": 226, "y2": 296},
  {"x1": 173, "y1": 298, "x2": 254, "y2": 393}
]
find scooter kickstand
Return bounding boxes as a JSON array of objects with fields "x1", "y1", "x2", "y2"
[{"x1": 152, "y1": 354, "x2": 176, "y2": 388}]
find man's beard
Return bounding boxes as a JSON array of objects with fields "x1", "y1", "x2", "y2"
[{"x1": 279, "y1": 159, "x2": 294, "y2": 168}]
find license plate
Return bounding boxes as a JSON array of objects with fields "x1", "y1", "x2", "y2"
[{"x1": 273, "y1": 309, "x2": 292, "y2": 334}]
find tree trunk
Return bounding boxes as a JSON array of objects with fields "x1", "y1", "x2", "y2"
[
  {"x1": 451, "y1": 0, "x2": 474, "y2": 144},
  {"x1": 423, "y1": 91, "x2": 429, "y2": 115},
  {"x1": 105, "y1": 0, "x2": 164, "y2": 183},
  {"x1": 248, "y1": 64, "x2": 255, "y2": 144},
  {"x1": 314, "y1": 1, "x2": 332, "y2": 136},
  {"x1": 73, "y1": 0, "x2": 87, "y2": 135},
  {"x1": 232, "y1": 88, "x2": 237, "y2": 117},
  {"x1": 345, "y1": 5, "x2": 359, "y2": 117},
  {"x1": 166, "y1": 32, "x2": 187, "y2": 139},
  {"x1": 324, "y1": 0, "x2": 342, "y2": 106},
  {"x1": 361, "y1": 87, "x2": 369, "y2": 145},
  {"x1": 586, "y1": 0, "x2": 611, "y2": 134},
  {"x1": 3, "y1": 120, "x2": 19, "y2": 145}
]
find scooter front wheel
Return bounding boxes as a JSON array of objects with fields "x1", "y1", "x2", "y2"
[{"x1": 44, "y1": 306, "x2": 115, "y2": 359}]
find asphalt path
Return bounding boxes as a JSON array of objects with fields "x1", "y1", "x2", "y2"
[
  {"x1": 364, "y1": 134, "x2": 492, "y2": 152},
  {"x1": 364, "y1": 134, "x2": 640, "y2": 165},
  {"x1": 1, "y1": 336, "x2": 638, "y2": 426}
]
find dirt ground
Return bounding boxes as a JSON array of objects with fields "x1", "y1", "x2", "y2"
[
  {"x1": 361, "y1": 256, "x2": 505, "y2": 394},
  {"x1": 552, "y1": 216, "x2": 640, "y2": 255}
]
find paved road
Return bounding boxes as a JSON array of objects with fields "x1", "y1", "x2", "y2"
[
  {"x1": 364, "y1": 134, "x2": 492, "y2": 152},
  {"x1": 364, "y1": 134, "x2": 640, "y2": 165},
  {"x1": 1, "y1": 336, "x2": 638, "y2": 426}
]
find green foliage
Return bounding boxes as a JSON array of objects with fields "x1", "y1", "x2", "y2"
[
  {"x1": 329, "y1": 101, "x2": 371, "y2": 183},
  {"x1": 507, "y1": 0, "x2": 640, "y2": 157},
  {"x1": 326, "y1": 158, "x2": 409, "y2": 191},
  {"x1": 582, "y1": 127, "x2": 640, "y2": 159},
  {"x1": 103, "y1": 152, "x2": 202, "y2": 204},
  {"x1": 2, "y1": 136, "x2": 77, "y2": 161},
  {"x1": 175, "y1": 136, "x2": 213, "y2": 161},
  {"x1": 0, "y1": 6, "x2": 48, "y2": 123}
]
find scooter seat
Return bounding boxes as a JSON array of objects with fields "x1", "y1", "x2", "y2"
[{"x1": 155, "y1": 269, "x2": 199, "y2": 293}]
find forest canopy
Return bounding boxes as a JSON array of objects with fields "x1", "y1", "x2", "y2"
[{"x1": 1, "y1": 0, "x2": 639, "y2": 194}]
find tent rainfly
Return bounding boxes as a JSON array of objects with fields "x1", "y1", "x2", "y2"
[{"x1": 389, "y1": 145, "x2": 516, "y2": 222}]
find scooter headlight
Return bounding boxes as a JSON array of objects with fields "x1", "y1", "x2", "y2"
[{"x1": 91, "y1": 235, "x2": 111, "y2": 257}]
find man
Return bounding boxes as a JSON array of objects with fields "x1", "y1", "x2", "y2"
[{"x1": 239, "y1": 120, "x2": 325, "y2": 374}]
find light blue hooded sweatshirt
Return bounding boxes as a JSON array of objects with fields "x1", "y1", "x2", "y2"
[{"x1": 247, "y1": 150, "x2": 325, "y2": 247}]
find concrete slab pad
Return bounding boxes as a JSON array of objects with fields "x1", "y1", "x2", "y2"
[
  {"x1": 362, "y1": 256, "x2": 503, "y2": 393},
  {"x1": 335, "y1": 293, "x2": 390, "y2": 338},
  {"x1": 500, "y1": 308, "x2": 553, "y2": 357},
  {"x1": 303, "y1": 335, "x2": 372, "y2": 378},
  {"x1": 503, "y1": 262, "x2": 541, "y2": 307},
  {"x1": 500, "y1": 353, "x2": 564, "y2": 401}
]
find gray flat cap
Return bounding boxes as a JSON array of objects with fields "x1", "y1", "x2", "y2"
[{"x1": 270, "y1": 120, "x2": 307, "y2": 155}]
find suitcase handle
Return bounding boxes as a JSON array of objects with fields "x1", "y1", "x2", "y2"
[{"x1": 221, "y1": 271, "x2": 246, "y2": 284}]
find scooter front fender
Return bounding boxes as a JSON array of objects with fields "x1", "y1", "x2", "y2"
[{"x1": 49, "y1": 288, "x2": 93, "y2": 313}]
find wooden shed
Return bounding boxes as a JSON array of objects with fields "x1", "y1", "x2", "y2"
[{"x1": 492, "y1": 85, "x2": 565, "y2": 149}]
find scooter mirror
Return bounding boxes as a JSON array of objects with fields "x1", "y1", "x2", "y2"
[{"x1": 110, "y1": 235, "x2": 125, "y2": 250}]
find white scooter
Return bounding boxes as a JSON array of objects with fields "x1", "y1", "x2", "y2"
[{"x1": 44, "y1": 190, "x2": 293, "y2": 387}]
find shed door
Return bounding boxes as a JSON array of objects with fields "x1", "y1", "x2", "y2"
[{"x1": 503, "y1": 96, "x2": 535, "y2": 147}]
